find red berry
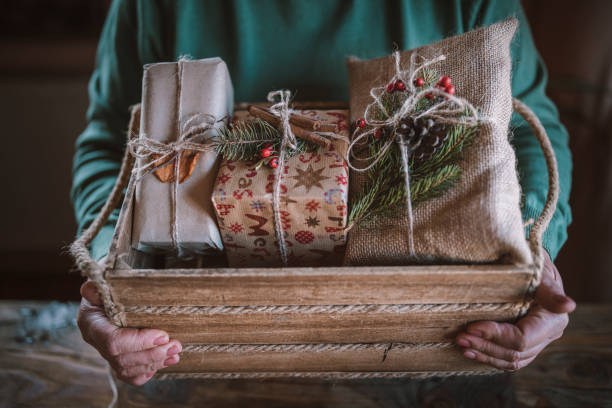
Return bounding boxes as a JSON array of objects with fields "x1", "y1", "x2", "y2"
[
  {"x1": 356, "y1": 118, "x2": 367, "y2": 128},
  {"x1": 260, "y1": 147, "x2": 272, "y2": 158},
  {"x1": 438, "y1": 75, "x2": 452, "y2": 88},
  {"x1": 373, "y1": 128, "x2": 384, "y2": 139},
  {"x1": 414, "y1": 77, "x2": 424, "y2": 87},
  {"x1": 425, "y1": 93, "x2": 434, "y2": 100},
  {"x1": 445, "y1": 84, "x2": 455, "y2": 95},
  {"x1": 394, "y1": 80, "x2": 406, "y2": 91},
  {"x1": 386, "y1": 82, "x2": 395, "y2": 93},
  {"x1": 269, "y1": 157, "x2": 278, "y2": 168}
]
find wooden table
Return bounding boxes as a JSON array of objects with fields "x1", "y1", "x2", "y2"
[{"x1": 1, "y1": 301, "x2": 610, "y2": 407}]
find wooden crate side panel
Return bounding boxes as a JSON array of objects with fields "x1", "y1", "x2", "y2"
[
  {"x1": 160, "y1": 345, "x2": 489, "y2": 373},
  {"x1": 124, "y1": 308, "x2": 520, "y2": 344},
  {"x1": 108, "y1": 266, "x2": 532, "y2": 306}
]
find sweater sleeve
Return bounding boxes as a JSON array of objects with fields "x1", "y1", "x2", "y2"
[
  {"x1": 466, "y1": 0, "x2": 573, "y2": 260},
  {"x1": 71, "y1": 0, "x2": 142, "y2": 260}
]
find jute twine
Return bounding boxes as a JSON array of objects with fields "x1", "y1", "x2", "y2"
[
  {"x1": 69, "y1": 97, "x2": 558, "y2": 379},
  {"x1": 268, "y1": 90, "x2": 297, "y2": 266},
  {"x1": 265, "y1": 90, "x2": 349, "y2": 265},
  {"x1": 155, "y1": 369, "x2": 503, "y2": 380},
  {"x1": 182, "y1": 342, "x2": 453, "y2": 354},
  {"x1": 513, "y1": 98, "x2": 559, "y2": 317},
  {"x1": 124, "y1": 302, "x2": 521, "y2": 316}
]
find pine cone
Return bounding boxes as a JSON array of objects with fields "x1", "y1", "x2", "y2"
[{"x1": 395, "y1": 116, "x2": 447, "y2": 162}]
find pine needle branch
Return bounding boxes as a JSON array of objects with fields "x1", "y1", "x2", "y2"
[
  {"x1": 214, "y1": 118, "x2": 315, "y2": 162},
  {"x1": 348, "y1": 68, "x2": 480, "y2": 228}
]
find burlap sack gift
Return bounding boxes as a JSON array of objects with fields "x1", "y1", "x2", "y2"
[{"x1": 344, "y1": 18, "x2": 533, "y2": 266}]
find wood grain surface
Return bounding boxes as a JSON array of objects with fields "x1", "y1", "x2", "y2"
[
  {"x1": 124, "y1": 307, "x2": 520, "y2": 344},
  {"x1": 164, "y1": 344, "x2": 487, "y2": 373},
  {"x1": 1, "y1": 301, "x2": 610, "y2": 407},
  {"x1": 108, "y1": 265, "x2": 533, "y2": 306}
]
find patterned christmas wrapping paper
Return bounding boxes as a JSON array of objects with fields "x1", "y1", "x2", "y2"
[{"x1": 211, "y1": 109, "x2": 350, "y2": 267}]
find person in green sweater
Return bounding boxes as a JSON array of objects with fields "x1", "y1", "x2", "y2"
[{"x1": 75, "y1": 0, "x2": 575, "y2": 385}]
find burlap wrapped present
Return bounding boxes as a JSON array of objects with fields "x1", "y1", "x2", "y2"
[
  {"x1": 212, "y1": 109, "x2": 350, "y2": 267},
  {"x1": 344, "y1": 18, "x2": 532, "y2": 266},
  {"x1": 132, "y1": 57, "x2": 233, "y2": 255}
]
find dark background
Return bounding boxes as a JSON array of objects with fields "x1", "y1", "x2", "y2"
[{"x1": 0, "y1": 0, "x2": 610, "y2": 303}]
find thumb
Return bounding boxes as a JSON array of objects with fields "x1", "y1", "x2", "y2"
[
  {"x1": 80, "y1": 280, "x2": 103, "y2": 306},
  {"x1": 535, "y1": 262, "x2": 576, "y2": 314}
]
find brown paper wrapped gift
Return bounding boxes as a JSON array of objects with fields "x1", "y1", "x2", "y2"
[
  {"x1": 132, "y1": 57, "x2": 233, "y2": 255},
  {"x1": 211, "y1": 109, "x2": 350, "y2": 267}
]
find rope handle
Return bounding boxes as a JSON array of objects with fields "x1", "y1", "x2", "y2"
[
  {"x1": 512, "y1": 98, "x2": 560, "y2": 287},
  {"x1": 69, "y1": 105, "x2": 141, "y2": 325}
]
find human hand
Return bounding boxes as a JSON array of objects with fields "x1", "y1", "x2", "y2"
[
  {"x1": 455, "y1": 250, "x2": 576, "y2": 371},
  {"x1": 77, "y1": 279, "x2": 182, "y2": 386}
]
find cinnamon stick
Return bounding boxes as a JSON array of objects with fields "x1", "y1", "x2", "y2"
[
  {"x1": 248, "y1": 105, "x2": 332, "y2": 149},
  {"x1": 291, "y1": 124, "x2": 332, "y2": 149},
  {"x1": 288, "y1": 113, "x2": 338, "y2": 133}
]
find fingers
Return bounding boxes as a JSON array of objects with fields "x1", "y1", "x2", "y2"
[
  {"x1": 462, "y1": 320, "x2": 528, "y2": 351},
  {"x1": 460, "y1": 346, "x2": 538, "y2": 371},
  {"x1": 79, "y1": 296, "x2": 170, "y2": 356},
  {"x1": 103, "y1": 327, "x2": 171, "y2": 357},
  {"x1": 77, "y1": 280, "x2": 183, "y2": 387},
  {"x1": 456, "y1": 304, "x2": 570, "y2": 371},
  {"x1": 536, "y1": 253, "x2": 576, "y2": 314},
  {"x1": 456, "y1": 332, "x2": 547, "y2": 364},
  {"x1": 455, "y1": 252, "x2": 575, "y2": 372},
  {"x1": 80, "y1": 280, "x2": 102, "y2": 306},
  {"x1": 112, "y1": 340, "x2": 182, "y2": 377},
  {"x1": 116, "y1": 351, "x2": 180, "y2": 378},
  {"x1": 463, "y1": 306, "x2": 566, "y2": 353}
]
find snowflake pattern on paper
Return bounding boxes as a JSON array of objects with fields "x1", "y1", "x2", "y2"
[
  {"x1": 228, "y1": 223, "x2": 244, "y2": 233},
  {"x1": 305, "y1": 216, "x2": 320, "y2": 228},
  {"x1": 305, "y1": 200, "x2": 320, "y2": 212}
]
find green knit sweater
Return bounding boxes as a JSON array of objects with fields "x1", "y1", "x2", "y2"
[{"x1": 72, "y1": 0, "x2": 572, "y2": 261}]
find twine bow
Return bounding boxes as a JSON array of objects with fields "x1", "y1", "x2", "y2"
[
  {"x1": 128, "y1": 113, "x2": 226, "y2": 252},
  {"x1": 268, "y1": 90, "x2": 297, "y2": 266},
  {"x1": 346, "y1": 52, "x2": 482, "y2": 257}
]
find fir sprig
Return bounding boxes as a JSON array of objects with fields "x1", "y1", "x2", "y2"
[
  {"x1": 348, "y1": 70, "x2": 480, "y2": 228},
  {"x1": 214, "y1": 118, "x2": 314, "y2": 162}
]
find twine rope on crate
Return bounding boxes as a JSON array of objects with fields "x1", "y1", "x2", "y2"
[
  {"x1": 68, "y1": 104, "x2": 141, "y2": 326},
  {"x1": 69, "y1": 95, "x2": 558, "y2": 378},
  {"x1": 156, "y1": 369, "x2": 503, "y2": 380},
  {"x1": 182, "y1": 342, "x2": 453, "y2": 354},
  {"x1": 345, "y1": 52, "x2": 482, "y2": 255},
  {"x1": 124, "y1": 302, "x2": 522, "y2": 316}
]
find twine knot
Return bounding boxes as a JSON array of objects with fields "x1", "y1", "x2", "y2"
[{"x1": 128, "y1": 112, "x2": 226, "y2": 251}]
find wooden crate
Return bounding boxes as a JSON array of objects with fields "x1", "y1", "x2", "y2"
[{"x1": 100, "y1": 103, "x2": 536, "y2": 378}]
